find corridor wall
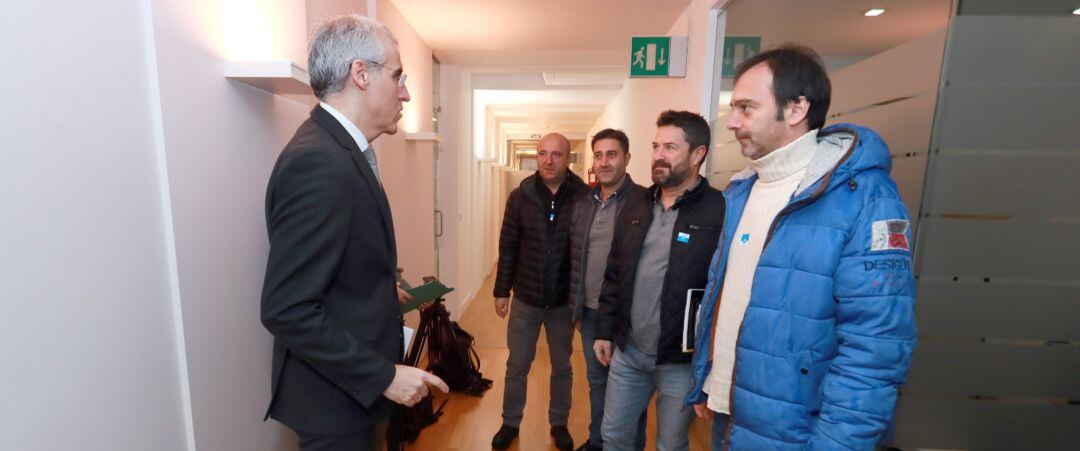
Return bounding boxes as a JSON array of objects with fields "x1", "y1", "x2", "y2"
[
  {"x1": 585, "y1": 1, "x2": 708, "y2": 183},
  {"x1": 0, "y1": 1, "x2": 193, "y2": 449},
  {"x1": 374, "y1": 0, "x2": 438, "y2": 287},
  {"x1": 152, "y1": 0, "x2": 438, "y2": 448},
  {"x1": 2, "y1": 0, "x2": 439, "y2": 449},
  {"x1": 891, "y1": 4, "x2": 1080, "y2": 448},
  {"x1": 148, "y1": 0, "x2": 310, "y2": 448}
]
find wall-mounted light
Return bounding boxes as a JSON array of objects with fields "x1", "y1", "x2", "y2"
[
  {"x1": 864, "y1": 8, "x2": 886, "y2": 17},
  {"x1": 1072, "y1": 7, "x2": 1080, "y2": 15}
]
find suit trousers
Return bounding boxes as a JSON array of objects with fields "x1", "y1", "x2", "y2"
[
  {"x1": 297, "y1": 420, "x2": 387, "y2": 451},
  {"x1": 501, "y1": 299, "x2": 573, "y2": 428}
]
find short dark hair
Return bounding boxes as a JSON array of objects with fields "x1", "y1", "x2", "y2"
[
  {"x1": 734, "y1": 44, "x2": 832, "y2": 131},
  {"x1": 591, "y1": 128, "x2": 629, "y2": 154},
  {"x1": 656, "y1": 110, "x2": 710, "y2": 160}
]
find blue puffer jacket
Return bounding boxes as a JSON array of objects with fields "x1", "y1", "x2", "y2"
[{"x1": 685, "y1": 124, "x2": 917, "y2": 450}]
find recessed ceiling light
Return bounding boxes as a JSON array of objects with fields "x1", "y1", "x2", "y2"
[{"x1": 864, "y1": 8, "x2": 886, "y2": 17}]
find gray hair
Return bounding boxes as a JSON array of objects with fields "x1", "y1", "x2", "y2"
[{"x1": 308, "y1": 14, "x2": 396, "y2": 100}]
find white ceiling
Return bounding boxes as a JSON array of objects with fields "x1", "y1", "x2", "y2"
[
  {"x1": 724, "y1": 0, "x2": 952, "y2": 57},
  {"x1": 388, "y1": 0, "x2": 691, "y2": 66},
  {"x1": 390, "y1": 0, "x2": 953, "y2": 67},
  {"x1": 394, "y1": 0, "x2": 954, "y2": 151},
  {"x1": 474, "y1": 90, "x2": 619, "y2": 153}
]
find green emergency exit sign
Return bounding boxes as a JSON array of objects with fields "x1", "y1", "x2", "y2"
[
  {"x1": 630, "y1": 36, "x2": 687, "y2": 78},
  {"x1": 631, "y1": 36, "x2": 669, "y2": 76},
  {"x1": 721, "y1": 36, "x2": 762, "y2": 77}
]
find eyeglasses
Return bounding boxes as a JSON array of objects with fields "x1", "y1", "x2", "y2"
[{"x1": 358, "y1": 59, "x2": 408, "y2": 87}]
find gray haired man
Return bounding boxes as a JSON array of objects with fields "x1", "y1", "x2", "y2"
[{"x1": 260, "y1": 14, "x2": 447, "y2": 451}]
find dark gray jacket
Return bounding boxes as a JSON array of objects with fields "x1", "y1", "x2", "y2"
[{"x1": 567, "y1": 175, "x2": 647, "y2": 323}]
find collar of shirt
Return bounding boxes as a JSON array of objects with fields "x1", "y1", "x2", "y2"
[
  {"x1": 593, "y1": 174, "x2": 636, "y2": 204},
  {"x1": 320, "y1": 102, "x2": 372, "y2": 153},
  {"x1": 592, "y1": 184, "x2": 621, "y2": 205}
]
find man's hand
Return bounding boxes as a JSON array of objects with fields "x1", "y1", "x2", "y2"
[
  {"x1": 593, "y1": 339, "x2": 613, "y2": 367},
  {"x1": 693, "y1": 402, "x2": 714, "y2": 420},
  {"x1": 494, "y1": 297, "x2": 509, "y2": 318},
  {"x1": 396, "y1": 283, "x2": 413, "y2": 306},
  {"x1": 382, "y1": 365, "x2": 449, "y2": 407}
]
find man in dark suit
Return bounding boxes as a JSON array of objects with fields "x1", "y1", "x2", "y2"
[{"x1": 260, "y1": 14, "x2": 447, "y2": 451}]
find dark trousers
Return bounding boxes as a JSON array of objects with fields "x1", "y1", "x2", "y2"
[
  {"x1": 710, "y1": 413, "x2": 731, "y2": 451},
  {"x1": 502, "y1": 299, "x2": 574, "y2": 428},
  {"x1": 297, "y1": 420, "x2": 387, "y2": 451}
]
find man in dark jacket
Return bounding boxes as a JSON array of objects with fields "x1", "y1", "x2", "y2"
[
  {"x1": 596, "y1": 111, "x2": 725, "y2": 451},
  {"x1": 491, "y1": 132, "x2": 587, "y2": 450},
  {"x1": 567, "y1": 129, "x2": 648, "y2": 451}
]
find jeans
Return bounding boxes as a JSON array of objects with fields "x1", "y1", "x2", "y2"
[
  {"x1": 579, "y1": 307, "x2": 646, "y2": 449},
  {"x1": 601, "y1": 343, "x2": 694, "y2": 451},
  {"x1": 502, "y1": 299, "x2": 574, "y2": 428},
  {"x1": 710, "y1": 412, "x2": 730, "y2": 450}
]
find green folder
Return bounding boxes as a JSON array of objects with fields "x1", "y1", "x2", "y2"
[{"x1": 400, "y1": 279, "x2": 454, "y2": 313}]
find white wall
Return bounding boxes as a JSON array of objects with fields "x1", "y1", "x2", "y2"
[
  {"x1": 148, "y1": 0, "x2": 309, "y2": 449},
  {"x1": 0, "y1": 1, "x2": 192, "y2": 449},
  {"x1": 893, "y1": 9, "x2": 1080, "y2": 449},
  {"x1": 434, "y1": 64, "x2": 512, "y2": 318},
  {"x1": 586, "y1": 2, "x2": 709, "y2": 184},
  {"x1": 375, "y1": 0, "x2": 438, "y2": 288},
  {"x1": 148, "y1": 0, "x2": 440, "y2": 448}
]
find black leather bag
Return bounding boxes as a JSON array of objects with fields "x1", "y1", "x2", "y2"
[{"x1": 425, "y1": 302, "x2": 492, "y2": 397}]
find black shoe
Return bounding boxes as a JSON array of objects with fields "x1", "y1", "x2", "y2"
[
  {"x1": 491, "y1": 424, "x2": 519, "y2": 449},
  {"x1": 551, "y1": 426, "x2": 574, "y2": 451},
  {"x1": 575, "y1": 441, "x2": 602, "y2": 451}
]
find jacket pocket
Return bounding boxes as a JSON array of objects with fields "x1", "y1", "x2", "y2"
[{"x1": 794, "y1": 350, "x2": 823, "y2": 412}]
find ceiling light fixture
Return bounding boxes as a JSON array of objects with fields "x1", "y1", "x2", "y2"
[
  {"x1": 864, "y1": 8, "x2": 886, "y2": 17},
  {"x1": 1073, "y1": 7, "x2": 1080, "y2": 15}
]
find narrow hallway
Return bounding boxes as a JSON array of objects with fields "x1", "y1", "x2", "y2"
[{"x1": 408, "y1": 269, "x2": 711, "y2": 450}]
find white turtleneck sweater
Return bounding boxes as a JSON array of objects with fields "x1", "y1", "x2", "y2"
[{"x1": 704, "y1": 129, "x2": 818, "y2": 414}]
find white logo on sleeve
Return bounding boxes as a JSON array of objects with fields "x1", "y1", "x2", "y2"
[{"x1": 871, "y1": 219, "x2": 910, "y2": 251}]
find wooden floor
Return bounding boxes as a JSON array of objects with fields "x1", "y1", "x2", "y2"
[{"x1": 407, "y1": 271, "x2": 712, "y2": 450}]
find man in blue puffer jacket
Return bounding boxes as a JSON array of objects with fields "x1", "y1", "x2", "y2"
[{"x1": 685, "y1": 44, "x2": 916, "y2": 450}]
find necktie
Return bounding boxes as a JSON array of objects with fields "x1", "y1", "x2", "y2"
[{"x1": 363, "y1": 146, "x2": 380, "y2": 181}]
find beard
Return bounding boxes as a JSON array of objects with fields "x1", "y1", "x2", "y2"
[{"x1": 651, "y1": 159, "x2": 690, "y2": 188}]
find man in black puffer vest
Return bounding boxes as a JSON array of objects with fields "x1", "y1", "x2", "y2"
[
  {"x1": 491, "y1": 132, "x2": 587, "y2": 451},
  {"x1": 595, "y1": 111, "x2": 725, "y2": 451}
]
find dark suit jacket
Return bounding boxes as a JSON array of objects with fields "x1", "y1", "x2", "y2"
[{"x1": 261, "y1": 105, "x2": 404, "y2": 435}]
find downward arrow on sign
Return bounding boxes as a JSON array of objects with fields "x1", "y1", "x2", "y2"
[{"x1": 658, "y1": 48, "x2": 667, "y2": 65}]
